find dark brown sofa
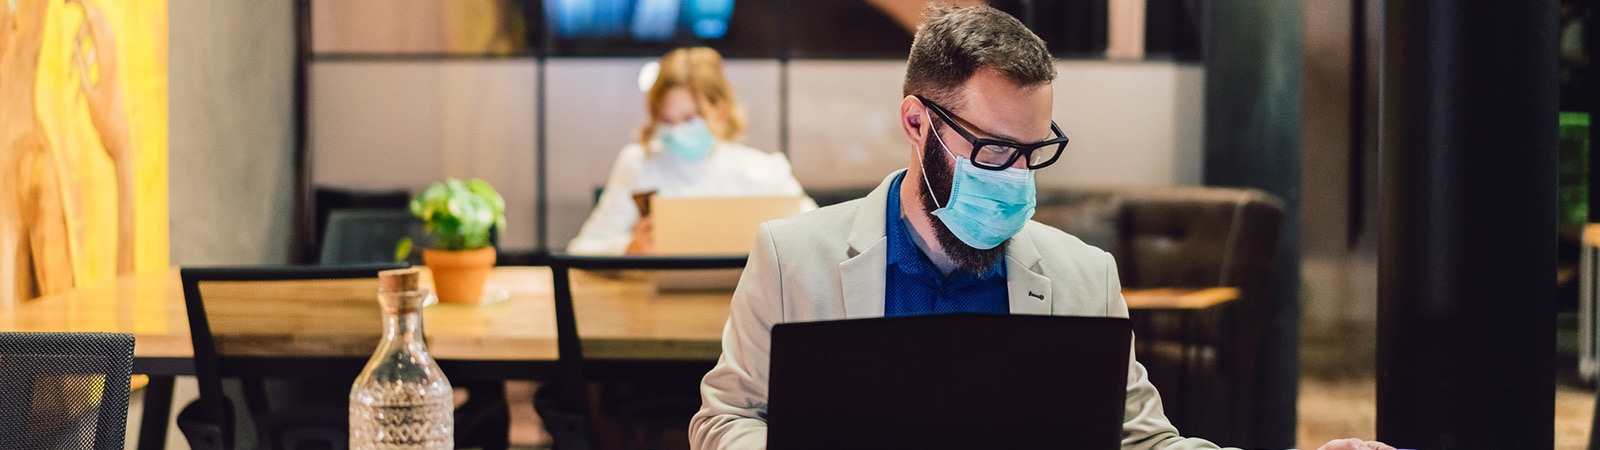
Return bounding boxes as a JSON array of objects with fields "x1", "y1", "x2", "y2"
[
  {"x1": 811, "y1": 185, "x2": 1285, "y2": 444},
  {"x1": 1043, "y1": 187, "x2": 1283, "y2": 444}
]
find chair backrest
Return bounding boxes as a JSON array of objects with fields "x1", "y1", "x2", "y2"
[
  {"x1": 178, "y1": 264, "x2": 403, "y2": 448},
  {"x1": 1118, "y1": 187, "x2": 1284, "y2": 423},
  {"x1": 1591, "y1": 391, "x2": 1600, "y2": 450},
  {"x1": 804, "y1": 187, "x2": 874, "y2": 208},
  {"x1": 1114, "y1": 188, "x2": 1284, "y2": 290},
  {"x1": 544, "y1": 254, "x2": 746, "y2": 446},
  {"x1": 319, "y1": 208, "x2": 420, "y2": 265},
  {"x1": 0, "y1": 332, "x2": 134, "y2": 450},
  {"x1": 312, "y1": 187, "x2": 412, "y2": 262}
]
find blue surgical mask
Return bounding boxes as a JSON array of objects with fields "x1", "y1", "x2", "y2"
[
  {"x1": 920, "y1": 129, "x2": 1037, "y2": 250},
  {"x1": 656, "y1": 117, "x2": 716, "y2": 162}
]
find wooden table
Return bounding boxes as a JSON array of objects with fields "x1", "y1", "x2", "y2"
[
  {"x1": 1122, "y1": 287, "x2": 1237, "y2": 310},
  {"x1": 2, "y1": 268, "x2": 1234, "y2": 366},
  {"x1": 2, "y1": 267, "x2": 1234, "y2": 449},
  {"x1": 1121, "y1": 286, "x2": 1240, "y2": 424},
  {"x1": 3, "y1": 266, "x2": 734, "y2": 450},
  {"x1": 1, "y1": 267, "x2": 734, "y2": 368}
]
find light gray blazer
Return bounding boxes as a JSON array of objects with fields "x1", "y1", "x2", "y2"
[{"x1": 690, "y1": 171, "x2": 1228, "y2": 450}]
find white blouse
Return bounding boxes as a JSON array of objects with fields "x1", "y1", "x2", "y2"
[{"x1": 566, "y1": 142, "x2": 816, "y2": 255}]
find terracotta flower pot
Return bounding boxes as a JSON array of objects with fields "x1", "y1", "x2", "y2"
[{"x1": 423, "y1": 247, "x2": 496, "y2": 304}]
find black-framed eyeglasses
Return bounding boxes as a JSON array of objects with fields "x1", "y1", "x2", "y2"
[{"x1": 915, "y1": 95, "x2": 1070, "y2": 171}]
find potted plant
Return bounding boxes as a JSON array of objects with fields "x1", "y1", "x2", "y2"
[{"x1": 409, "y1": 178, "x2": 506, "y2": 304}]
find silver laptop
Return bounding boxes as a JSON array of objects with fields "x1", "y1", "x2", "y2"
[
  {"x1": 650, "y1": 195, "x2": 806, "y2": 290},
  {"x1": 651, "y1": 195, "x2": 808, "y2": 255}
]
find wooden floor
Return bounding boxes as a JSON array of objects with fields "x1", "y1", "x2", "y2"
[{"x1": 1297, "y1": 322, "x2": 1596, "y2": 449}]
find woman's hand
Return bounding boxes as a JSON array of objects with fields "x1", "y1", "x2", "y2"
[
  {"x1": 1317, "y1": 438, "x2": 1395, "y2": 450},
  {"x1": 625, "y1": 217, "x2": 654, "y2": 255}
]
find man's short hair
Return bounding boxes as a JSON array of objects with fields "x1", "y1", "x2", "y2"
[{"x1": 903, "y1": 4, "x2": 1056, "y2": 108}]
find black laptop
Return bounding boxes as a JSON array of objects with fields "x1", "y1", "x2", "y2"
[{"x1": 766, "y1": 313, "x2": 1131, "y2": 450}]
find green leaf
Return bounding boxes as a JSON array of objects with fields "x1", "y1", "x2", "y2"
[
  {"x1": 394, "y1": 237, "x2": 413, "y2": 262},
  {"x1": 408, "y1": 177, "x2": 507, "y2": 251}
]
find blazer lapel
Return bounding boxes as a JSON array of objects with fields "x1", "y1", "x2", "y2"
[
  {"x1": 839, "y1": 244, "x2": 887, "y2": 318},
  {"x1": 837, "y1": 171, "x2": 902, "y2": 319},
  {"x1": 1005, "y1": 227, "x2": 1052, "y2": 315}
]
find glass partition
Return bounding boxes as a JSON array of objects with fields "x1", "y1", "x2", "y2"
[{"x1": 301, "y1": 0, "x2": 1201, "y2": 256}]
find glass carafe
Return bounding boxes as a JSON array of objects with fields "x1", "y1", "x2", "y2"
[{"x1": 349, "y1": 268, "x2": 454, "y2": 449}]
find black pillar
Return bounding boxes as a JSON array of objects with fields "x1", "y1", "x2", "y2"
[
  {"x1": 1376, "y1": 1, "x2": 1557, "y2": 448},
  {"x1": 1203, "y1": 0, "x2": 1301, "y2": 446}
]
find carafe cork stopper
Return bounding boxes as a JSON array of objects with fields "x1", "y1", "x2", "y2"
[
  {"x1": 380, "y1": 268, "x2": 420, "y2": 293},
  {"x1": 378, "y1": 268, "x2": 424, "y2": 313}
]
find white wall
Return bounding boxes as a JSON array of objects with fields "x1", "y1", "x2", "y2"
[
  {"x1": 310, "y1": 60, "x2": 540, "y2": 250},
  {"x1": 786, "y1": 60, "x2": 915, "y2": 189},
  {"x1": 1051, "y1": 61, "x2": 1206, "y2": 187}
]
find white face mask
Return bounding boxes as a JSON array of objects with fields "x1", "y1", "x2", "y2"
[
  {"x1": 655, "y1": 117, "x2": 715, "y2": 162},
  {"x1": 921, "y1": 128, "x2": 1037, "y2": 250}
]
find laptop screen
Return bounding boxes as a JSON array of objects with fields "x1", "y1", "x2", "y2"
[{"x1": 767, "y1": 313, "x2": 1131, "y2": 450}]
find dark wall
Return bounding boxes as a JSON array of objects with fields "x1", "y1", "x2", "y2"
[{"x1": 1202, "y1": 0, "x2": 1301, "y2": 447}]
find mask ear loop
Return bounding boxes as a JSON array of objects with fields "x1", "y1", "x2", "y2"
[{"x1": 916, "y1": 119, "x2": 959, "y2": 210}]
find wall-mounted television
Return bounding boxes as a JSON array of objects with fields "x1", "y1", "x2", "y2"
[{"x1": 546, "y1": 0, "x2": 735, "y2": 41}]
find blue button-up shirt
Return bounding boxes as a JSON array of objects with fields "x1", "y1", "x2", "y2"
[{"x1": 884, "y1": 173, "x2": 1009, "y2": 316}]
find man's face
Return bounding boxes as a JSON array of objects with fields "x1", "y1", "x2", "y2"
[
  {"x1": 915, "y1": 70, "x2": 1055, "y2": 273},
  {"x1": 918, "y1": 128, "x2": 1008, "y2": 273}
]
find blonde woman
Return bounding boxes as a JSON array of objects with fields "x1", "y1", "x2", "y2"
[{"x1": 567, "y1": 47, "x2": 813, "y2": 255}]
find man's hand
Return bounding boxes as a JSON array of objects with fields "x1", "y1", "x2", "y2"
[{"x1": 1317, "y1": 438, "x2": 1396, "y2": 450}]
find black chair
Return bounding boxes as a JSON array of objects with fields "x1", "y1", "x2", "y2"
[
  {"x1": 0, "y1": 332, "x2": 134, "y2": 450},
  {"x1": 318, "y1": 208, "x2": 421, "y2": 265},
  {"x1": 1590, "y1": 392, "x2": 1600, "y2": 450},
  {"x1": 537, "y1": 253, "x2": 748, "y2": 450},
  {"x1": 311, "y1": 187, "x2": 412, "y2": 264},
  {"x1": 176, "y1": 264, "x2": 402, "y2": 450},
  {"x1": 177, "y1": 264, "x2": 512, "y2": 450}
]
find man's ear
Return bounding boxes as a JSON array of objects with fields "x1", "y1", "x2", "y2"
[{"x1": 899, "y1": 95, "x2": 926, "y2": 145}]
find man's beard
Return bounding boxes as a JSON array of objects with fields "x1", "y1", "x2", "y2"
[{"x1": 917, "y1": 130, "x2": 1007, "y2": 274}]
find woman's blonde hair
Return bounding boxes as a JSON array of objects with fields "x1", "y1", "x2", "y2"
[{"x1": 638, "y1": 47, "x2": 747, "y2": 151}]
